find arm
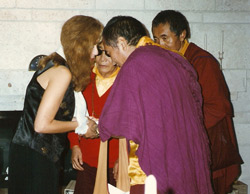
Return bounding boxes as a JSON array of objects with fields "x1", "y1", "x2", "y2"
[
  {"x1": 68, "y1": 128, "x2": 84, "y2": 171},
  {"x1": 34, "y1": 65, "x2": 78, "y2": 133},
  {"x1": 194, "y1": 56, "x2": 232, "y2": 129},
  {"x1": 71, "y1": 145, "x2": 84, "y2": 171}
]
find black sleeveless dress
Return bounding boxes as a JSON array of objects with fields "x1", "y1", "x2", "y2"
[{"x1": 8, "y1": 60, "x2": 75, "y2": 194}]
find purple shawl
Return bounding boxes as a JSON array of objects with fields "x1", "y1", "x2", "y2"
[{"x1": 99, "y1": 45, "x2": 213, "y2": 194}]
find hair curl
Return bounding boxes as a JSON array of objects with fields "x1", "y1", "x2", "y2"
[{"x1": 38, "y1": 52, "x2": 65, "y2": 70}]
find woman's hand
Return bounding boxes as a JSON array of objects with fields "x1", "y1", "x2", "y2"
[
  {"x1": 71, "y1": 145, "x2": 84, "y2": 171},
  {"x1": 83, "y1": 117, "x2": 99, "y2": 139}
]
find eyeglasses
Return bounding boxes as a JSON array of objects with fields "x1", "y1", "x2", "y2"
[{"x1": 97, "y1": 47, "x2": 110, "y2": 58}]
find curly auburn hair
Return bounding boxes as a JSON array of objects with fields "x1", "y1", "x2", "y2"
[{"x1": 39, "y1": 15, "x2": 103, "y2": 92}]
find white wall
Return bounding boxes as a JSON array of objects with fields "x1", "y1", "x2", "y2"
[{"x1": 0, "y1": 0, "x2": 249, "y2": 189}]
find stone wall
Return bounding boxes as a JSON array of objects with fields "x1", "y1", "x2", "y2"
[{"x1": 0, "y1": 0, "x2": 249, "y2": 189}]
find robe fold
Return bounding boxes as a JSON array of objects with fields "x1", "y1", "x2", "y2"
[
  {"x1": 183, "y1": 42, "x2": 243, "y2": 193},
  {"x1": 99, "y1": 45, "x2": 213, "y2": 194}
]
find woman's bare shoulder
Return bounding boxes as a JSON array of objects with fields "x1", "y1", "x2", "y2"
[{"x1": 50, "y1": 65, "x2": 72, "y2": 80}]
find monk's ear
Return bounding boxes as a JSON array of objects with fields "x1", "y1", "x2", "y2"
[
  {"x1": 117, "y1": 37, "x2": 128, "y2": 51},
  {"x1": 179, "y1": 30, "x2": 186, "y2": 42}
]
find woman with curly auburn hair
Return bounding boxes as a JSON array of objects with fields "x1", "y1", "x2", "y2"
[{"x1": 8, "y1": 15, "x2": 103, "y2": 194}]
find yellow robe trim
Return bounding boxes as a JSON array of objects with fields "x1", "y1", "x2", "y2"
[
  {"x1": 92, "y1": 65, "x2": 120, "y2": 97},
  {"x1": 179, "y1": 39, "x2": 190, "y2": 56},
  {"x1": 128, "y1": 140, "x2": 147, "y2": 185},
  {"x1": 136, "y1": 36, "x2": 185, "y2": 58}
]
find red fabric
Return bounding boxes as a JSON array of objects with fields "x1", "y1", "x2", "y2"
[
  {"x1": 184, "y1": 43, "x2": 243, "y2": 194},
  {"x1": 74, "y1": 162, "x2": 116, "y2": 194},
  {"x1": 68, "y1": 73, "x2": 119, "y2": 168},
  {"x1": 130, "y1": 184, "x2": 161, "y2": 194}
]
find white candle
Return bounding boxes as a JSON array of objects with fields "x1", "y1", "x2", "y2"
[
  {"x1": 204, "y1": 34, "x2": 207, "y2": 50},
  {"x1": 221, "y1": 30, "x2": 224, "y2": 52},
  {"x1": 145, "y1": 175, "x2": 157, "y2": 194}
]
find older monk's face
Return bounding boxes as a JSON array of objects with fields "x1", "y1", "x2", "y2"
[
  {"x1": 95, "y1": 43, "x2": 117, "y2": 78},
  {"x1": 103, "y1": 39, "x2": 130, "y2": 67}
]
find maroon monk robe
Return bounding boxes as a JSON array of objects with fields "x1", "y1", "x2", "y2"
[{"x1": 184, "y1": 43, "x2": 243, "y2": 194}]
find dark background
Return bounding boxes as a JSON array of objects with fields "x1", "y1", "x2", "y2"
[{"x1": 0, "y1": 111, "x2": 76, "y2": 188}]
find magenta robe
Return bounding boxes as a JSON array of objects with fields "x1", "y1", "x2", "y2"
[{"x1": 99, "y1": 45, "x2": 213, "y2": 194}]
